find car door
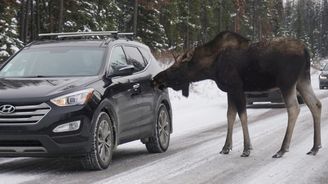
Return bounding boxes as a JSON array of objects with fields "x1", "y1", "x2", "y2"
[
  {"x1": 107, "y1": 45, "x2": 141, "y2": 143},
  {"x1": 122, "y1": 45, "x2": 156, "y2": 138}
]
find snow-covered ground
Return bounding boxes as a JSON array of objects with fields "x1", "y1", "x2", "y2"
[{"x1": 0, "y1": 69, "x2": 327, "y2": 184}]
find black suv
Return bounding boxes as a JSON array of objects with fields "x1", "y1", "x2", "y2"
[
  {"x1": 319, "y1": 64, "x2": 328, "y2": 89},
  {"x1": 0, "y1": 32, "x2": 172, "y2": 170}
]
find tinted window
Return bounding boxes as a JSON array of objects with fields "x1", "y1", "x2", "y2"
[
  {"x1": 139, "y1": 47, "x2": 150, "y2": 64},
  {"x1": 123, "y1": 46, "x2": 146, "y2": 72},
  {"x1": 109, "y1": 46, "x2": 128, "y2": 74},
  {"x1": 0, "y1": 47, "x2": 105, "y2": 77}
]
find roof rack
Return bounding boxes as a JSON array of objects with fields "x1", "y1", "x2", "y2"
[
  {"x1": 38, "y1": 31, "x2": 135, "y2": 40},
  {"x1": 38, "y1": 31, "x2": 118, "y2": 38}
]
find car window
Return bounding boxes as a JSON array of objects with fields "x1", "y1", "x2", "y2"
[
  {"x1": 109, "y1": 46, "x2": 128, "y2": 74},
  {"x1": 138, "y1": 47, "x2": 150, "y2": 65},
  {"x1": 324, "y1": 64, "x2": 328, "y2": 71},
  {"x1": 123, "y1": 46, "x2": 146, "y2": 72}
]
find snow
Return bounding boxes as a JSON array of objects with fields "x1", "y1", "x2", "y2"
[
  {"x1": 0, "y1": 173, "x2": 41, "y2": 184},
  {"x1": 0, "y1": 50, "x2": 9, "y2": 57},
  {"x1": 0, "y1": 44, "x2": 7, "y2": 50},
  {"x1": 10, "y1": 45, "x2": 19, "y2": 53}
]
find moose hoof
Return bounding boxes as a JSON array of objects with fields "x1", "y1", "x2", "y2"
[
  {"x1": 241, "y1": 149, "x2": 251, "y2": 157},
  {"x1": 307, "y1": 146, "x2": 322, "y2": 156},
  {"x1": 220, "y1": 147, "x2": 232, "y2": 154},
  {"x1": 272, "y1": 150, "x2": 287, "y2": 158}
]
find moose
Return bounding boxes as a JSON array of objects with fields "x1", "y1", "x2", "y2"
[{"x1": 154, "y1": 31, "x2": 322, "y2": 158}]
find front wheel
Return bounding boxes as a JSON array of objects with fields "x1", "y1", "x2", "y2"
[
  {"x1": 81, "y1": 112, "x2": 114, "y2": 170},
  {"x1": 145, "y1": 104, "x2": 171, "y2": 153}
]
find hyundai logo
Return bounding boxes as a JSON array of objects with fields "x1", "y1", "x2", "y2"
[{"x1": 0, "y1": 105, "x2": 16, "y2": 114}]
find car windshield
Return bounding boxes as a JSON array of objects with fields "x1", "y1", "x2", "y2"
[{"x1": 0, "y1": 47, "x2": 105, "y2": 78}]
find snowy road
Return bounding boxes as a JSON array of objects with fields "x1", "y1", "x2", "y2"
[{"x1": 0, "y1": 75, "x2": 328, "y2": 184}]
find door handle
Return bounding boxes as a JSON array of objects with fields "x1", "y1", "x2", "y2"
[
  {"x1": 131, "y1": 83, "x2": 141, "y2": 95},
  {"x1": 133, "y1": 83, "x2": 140, "y2": 90}
]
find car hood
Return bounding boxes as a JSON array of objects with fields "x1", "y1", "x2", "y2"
[{"x1": 0, "y1": 77, "x2": 99, "y2": 103}]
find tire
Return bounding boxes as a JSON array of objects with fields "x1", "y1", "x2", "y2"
[
  {"x1": 81, "y1": 112, "x2": 114, "y2": 170},
  {"x1": 145, "y1": 104, "x2": 171, "y2": 153}
]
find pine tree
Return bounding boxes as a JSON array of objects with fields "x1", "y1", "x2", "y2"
[
  {"x1": 136, "y1": 1, "x2": 168, "y2": 51},
  {"x1": 0, "y1": 0, "x2": 23, "y2": 62}
]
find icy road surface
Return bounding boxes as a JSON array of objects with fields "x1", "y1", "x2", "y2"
[{"x1": 0, "y1": 73, "x2": 327, "y2": 184}]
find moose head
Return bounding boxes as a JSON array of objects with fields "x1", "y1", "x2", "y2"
[{"x1": 154, "y1": 31, "x2": 250, "y2": 97}]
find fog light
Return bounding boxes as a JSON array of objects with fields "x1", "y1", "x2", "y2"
[{"x1": 53, "y1": 121, "x2": 81, "y2": 133}]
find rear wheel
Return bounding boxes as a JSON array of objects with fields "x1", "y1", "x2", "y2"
[
  {"x1": 145, "y1": 104, "x2": 171, "y2": 153},
  {"x1": 81, "y1": 112, "x2": 114, "y2": 170}
]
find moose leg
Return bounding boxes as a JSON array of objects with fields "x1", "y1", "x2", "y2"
[
  {"x1": 297, "y1": 79, "x2": 322, "y2": 155},
  {"x1": 238, "y1": 108, "x2": 252, "y2": 157},
  {"x1": 228, "y1": 91, "x2": 252, "y2": 157},
  {"x1": 220, "y1": 93, "x2": 237, "y2": 154},
  {"x1": 273, "y1": 86, "x2": 300, "y2": 158}
]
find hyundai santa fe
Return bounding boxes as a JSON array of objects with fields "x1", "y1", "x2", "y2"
[{"x1": 0, "y1": 32, "x2": 172, "y2": 170}]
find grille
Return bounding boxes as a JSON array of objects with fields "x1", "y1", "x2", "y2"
[
  {"x1": 0, "y1": 103, "x2": 51, "y2": 124},
  {"x1": 0, "y1": 140, "x2": 42, "y2": 147}
]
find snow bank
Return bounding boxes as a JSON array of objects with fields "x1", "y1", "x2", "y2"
[{"x1": 169, "y1": 80, "x2": 225, "y2": 101}]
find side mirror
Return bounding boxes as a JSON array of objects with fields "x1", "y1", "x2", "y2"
[{"x1": 109, "y1": 65, "x2": 135, "y2": 77}]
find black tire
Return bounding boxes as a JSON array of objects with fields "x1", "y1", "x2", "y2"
[
  {"x1": 81, "y1": 112, "x2": 114, "y2": 170},
  {"x1": 146, "y1": 104, "x2": 171, "y2": 153}
]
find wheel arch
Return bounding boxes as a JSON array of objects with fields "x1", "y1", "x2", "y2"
[
  {"x1": 159, "y1": 98, "x2": 173, "y2": 133},
  {"x1": 91, "y1": 99, "x2": 119, "y2": 148}
]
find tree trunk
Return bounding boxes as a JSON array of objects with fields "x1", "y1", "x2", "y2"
[
  {"x1": 58, "y1": 0, "x2": 64, "y2": 32},
  {"x1": 20, "y1": 0, "x2": 26, "y2": 42},
  {"x1": 30, "y1": 0, "x2": 34, "y2": 41},
  {"x1": 36, "y1": 0, "x2": 40, "y2": 38},
  {"x1": 49, "y1": 0, "x2": 54, "y2": 33},
  {"x1": 186, "y1": 0, "x2": 190, "y2": 49},
  {"x1": 133, "y1": 0, "x2": 138, "y2": 35},
  {"x1": 234, "y1": 0, "x2": 245, "y2": 33},
  {"x1": 219, "y1": 0, "x2": 223, "y2": 32},
  {"x1": 24, "y1": 0, "x2": 30, "y2": 43}
]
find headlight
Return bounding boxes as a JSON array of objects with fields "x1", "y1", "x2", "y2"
[
  {"x1": 51, "y1": 88, "x2": 94, "y2": 106},
  {"x1": 319, "y1": 75, "x2": 327, "y2": 79}
]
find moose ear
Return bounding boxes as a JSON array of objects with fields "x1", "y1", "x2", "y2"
[{"x1": 182, "y1": 48, "x2": 195, "y2": 63}]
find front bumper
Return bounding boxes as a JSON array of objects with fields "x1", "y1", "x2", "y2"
[{"x1": 0, "y1": 103, "x2": 95, "y2": 157}]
